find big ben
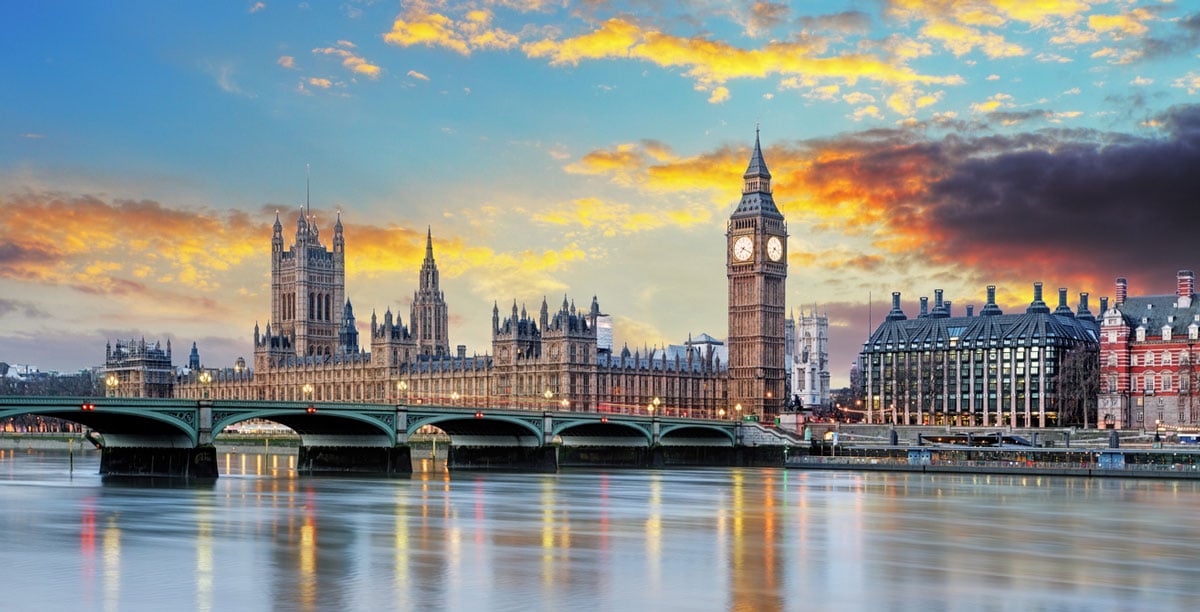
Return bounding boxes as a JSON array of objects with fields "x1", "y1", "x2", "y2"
[{"x1": 727, "y1": 129, "x2": 787, "y2": 419}]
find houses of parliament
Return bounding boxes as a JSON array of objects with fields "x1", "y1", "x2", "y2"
[{"x1": 119, "y1": 134, "x2": 790, "y2": 419}]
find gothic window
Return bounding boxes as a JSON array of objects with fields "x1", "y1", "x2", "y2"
[{"x1": 1107, "y1": 354, "x2": 1117, "y2": 367}]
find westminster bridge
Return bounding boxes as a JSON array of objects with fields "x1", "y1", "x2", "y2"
[{"x1": 0, "y1": 396, "x2": 796, "y2": 477}]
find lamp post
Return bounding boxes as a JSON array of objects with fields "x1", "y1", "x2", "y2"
[
  {"x1": 718, "y1": 408, "x2": 726, "y2": 420},
  {"x1": 560, "y1": 398, "x2": 570, "y2": 411},
  {"x1": 105, "y1": 373, "x2": 118, "y2": 398},
  {"x1": 302, "y1": 383, "x2": 314, "y2": 412},
  {"x1": 544, "y1": 388, "x2": 553, "y2": 409},
  {"x1": 397, "y1": 380, "x2": 409, "y2": 405},
  {"x1": 450, "y1": 391, "x2": 461, "y2": 406},
  {"x1": 199, "y1": 371, "x2": 212, "y2": 399},
  {"x1": 735, "y1": 403, "x2": 743, "y2": 421},
  {"x1": 652, "y1": 396, "x2": 660, "y2": 415}
]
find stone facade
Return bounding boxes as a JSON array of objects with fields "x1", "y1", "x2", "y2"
[
  {"x1": 786, "y1": 308, "x2": 830, "y2": 409},
  {"x1": 173, "y1": 136, "x2": 789, "y2": 419},
  {"x1": 726, "y1": 131, "x2": 788, "y2": 419},
  {"x1": 104, "y1": 338, "x2": 175, "y2": 398},
  {"x1": 1098, "y1": 271, "x2": 1200, "y2": 429}
]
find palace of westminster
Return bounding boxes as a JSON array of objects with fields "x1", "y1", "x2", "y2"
[{"x1": 105, "y1": 134, "x2": 832, "y2": 419}]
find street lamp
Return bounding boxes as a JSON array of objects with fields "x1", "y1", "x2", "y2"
[
  {"x1": 718, "y1": 408, "x2": 726, "y2": 420},
  {"x1": 302, "y1": 383, "x2": 314, "y2": 411},
  {"x1": 652, "y1": 396, "x2": 661, "y2": 415},
  {"x1": 560, "y1": 398, "x2": 570, "y2": 410},
  {"x1": 105, "y1": 373, "x2": 118, "y2": 398},
  {"x1": 397, "y1": 380, "x2": 409, "y2": 404},
  {"x1": 735, "y1": 403, "x2": 743, "y2": 421},
  {"x1": 544, "y1": 389, "x2": 553, "y2": 408},
  {"x1": 199, "y1": 371, "x2": 212, "y2": 399},
  {"x1": 450, "y1": 391, "x2": 461, "y2": 405}
]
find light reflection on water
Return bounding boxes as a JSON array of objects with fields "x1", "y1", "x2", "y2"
[{"x1": 1, "y1": 450, "x2": 1199, "y2": 611}]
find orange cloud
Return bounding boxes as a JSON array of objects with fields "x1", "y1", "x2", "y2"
[{"x1": 0, "y1": 192, "x2": 262, "y2": 296}]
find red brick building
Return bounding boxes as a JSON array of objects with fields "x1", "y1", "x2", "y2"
[{"x1": 1099, "y1": 270, "x2": 1200, "y2": 429}]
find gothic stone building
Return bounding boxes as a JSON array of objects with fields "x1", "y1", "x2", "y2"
[
  {"x1": 859, "y1": 283, "x2": 1099, "y2": 427},
  {"x1": 785, "y1": 308, "x2": 830, "y2": 409},
  {"x1": 104, "y1": 338, "x2": 175, "y2": 398},
  {"x1": 1099, "y1": 271, "x2": 1200, "y2": 429},
  {"x1": 172, "y1": 135, "x2": 786, "y2": 418}
]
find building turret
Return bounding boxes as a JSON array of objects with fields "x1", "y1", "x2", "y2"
[
  {"x1": 188, "y1": 342, "x2": 201, "y2": 370},
  {"x1": 1026, "y1": 282, "x2": 1050, "y2": 314},
  {"x1": 1053, "y1": 287, "x2": 1074, "y2": 317},
  {"x1": 339, "y1": 299, "x2": 359, "y2": 355},
  {"x1": 885, "y1": 292, "x2": 907, "y2": 321}
]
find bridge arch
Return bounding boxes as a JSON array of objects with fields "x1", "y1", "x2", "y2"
[
  {"x1": 213, "y1": 408, "x2": 395, "y2": 444},
  {"x1": 407, "y1": 413, "x2": 542, "y2": 444},
  {"x1": 0, "y1": 399, "x2": 198, "y2": 446},
  {"x1": 552, "y1": 418, "x2": 654, "y2": 446},
  {"x1": 658, "y1": 423, "x2": 736, "y2": 446}
]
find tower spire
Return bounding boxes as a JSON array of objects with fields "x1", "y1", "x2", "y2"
[{"x1": 306, "y1": 163, "x2": 310, "y2": 219}]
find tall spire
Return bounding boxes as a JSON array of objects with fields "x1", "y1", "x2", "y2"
[
  {"x1": 424, "y1": 226, "x2": 434, "y2": 263},
  {"x1": 305, "y1": 163, "x2": 311, "y2": 218},
  {"x1": 733, "y1": 127, "x2": 781, "y2": 218}
]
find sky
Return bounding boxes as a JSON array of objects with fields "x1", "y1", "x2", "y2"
[{"x1": 3, "y1": 1, "x2": 1200, "y2": 387}]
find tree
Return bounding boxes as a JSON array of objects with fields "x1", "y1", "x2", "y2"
[{"x1": 1055, "y1": 348, "x2": 1098, "y2": 427}]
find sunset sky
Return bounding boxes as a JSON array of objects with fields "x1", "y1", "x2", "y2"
[{"x1": 4, "y1": 1, "x2": 1200, "y2": 386}]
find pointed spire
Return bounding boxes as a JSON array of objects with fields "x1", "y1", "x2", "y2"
[
  {"x1": 744, "y1": 125, "x2": 771, "y2": 181},
  {"x1": 425, "y1": 226, "x2": 434, "y2": 262}
]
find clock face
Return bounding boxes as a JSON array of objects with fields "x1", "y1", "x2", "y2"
[
  {"x1": 733, "y1": 236, "x2": 754, "y2": 261},
  {"x1": 767, "y1": 236, "x2": 783, "y2": 261}
]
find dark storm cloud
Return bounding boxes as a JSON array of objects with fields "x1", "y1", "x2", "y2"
[
  {"x1": 914, "y1": 104, "x2": 1200, "y2": 293},
  {"x1": 1138, "y1": 12, "x2": 1200, "y2": 59}
]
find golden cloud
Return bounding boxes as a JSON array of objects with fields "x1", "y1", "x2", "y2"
[
  {"x1": 523, "y1": 17, "x2": 962, "y2": 92},
  {"x1": 313, "y1": 45, "x2": 382, "y2": 78},
  {"x1": 1088, "y1": 8, "x2": 1153, "y2": 36},
  {"x1": 384, "y1": 8, "x2": 517, "y2": 56},
  {"x1": 0, "y1": 192, "x2": 262, "y2": 296}
]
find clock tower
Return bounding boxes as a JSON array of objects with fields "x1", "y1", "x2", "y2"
[{"x1": 727, "y1": 129, "x2": 787, "y2": 420}]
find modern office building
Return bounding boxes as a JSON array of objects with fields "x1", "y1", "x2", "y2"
[{"x1": 859, "y1": 284, "x2": 1100, "y2": 427}]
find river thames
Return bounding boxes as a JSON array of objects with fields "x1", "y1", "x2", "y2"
[{"x1": 2, "y1": 449, "x2": 1199, "y2": 611}]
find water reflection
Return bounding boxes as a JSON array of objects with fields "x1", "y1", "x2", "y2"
[{"x1": 4, "y1": 450, "x2": 1200, "y2": 610}]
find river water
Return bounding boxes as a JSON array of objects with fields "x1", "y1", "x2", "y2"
[{"x1": 2, "y1": 449, "x2": 1198, "y2": 612}]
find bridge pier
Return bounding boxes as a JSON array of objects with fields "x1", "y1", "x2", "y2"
[
  {"x1": 297, "y1": 445, "x2": 413, "y2": 475},
  {"x1": 447, "y1": 444, "x2": 558, "y2": 472},
  {"x1": 100, "y1": 446, "x2": 218, "y2": 478}
]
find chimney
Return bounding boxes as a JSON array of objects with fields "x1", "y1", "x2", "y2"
[
  {"x1": 1027, "y1": 282, "x2": 1050, "y2": 314},
  {"x1": 919, "y1": 296, "x2": 929, "y2": 317},
  {"x1": 886, "y1": 292, "x2": 907, "y2": 321},
  {"x1": 1178, "y1": 270, "x2": 1194, "y2": 298},
  {"x1": 944, "y1": 300, "x2": 952, "y2": 317},
  {"x1": 1115, "y1": 277, "x2": 1127, "y2": 305},
  {"x1": 934, "y1": 289, "x2": 944, "y2": 310},
  {"x1": 981, "y1": 285, "x2": 1003, "y2": 316},
  {"x1": 966, "y1": 305, "x2": 975, "y2": 317},
  {"x1": 1054, "y1": 287, "x2": 1073, "y2": 316},
  {"x1": 1076, "y1": 292, "x2": 1095, "y2": 322},
  {"x1": 1100, "y1": 296, "x2": 1110, "y2": 313}
]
